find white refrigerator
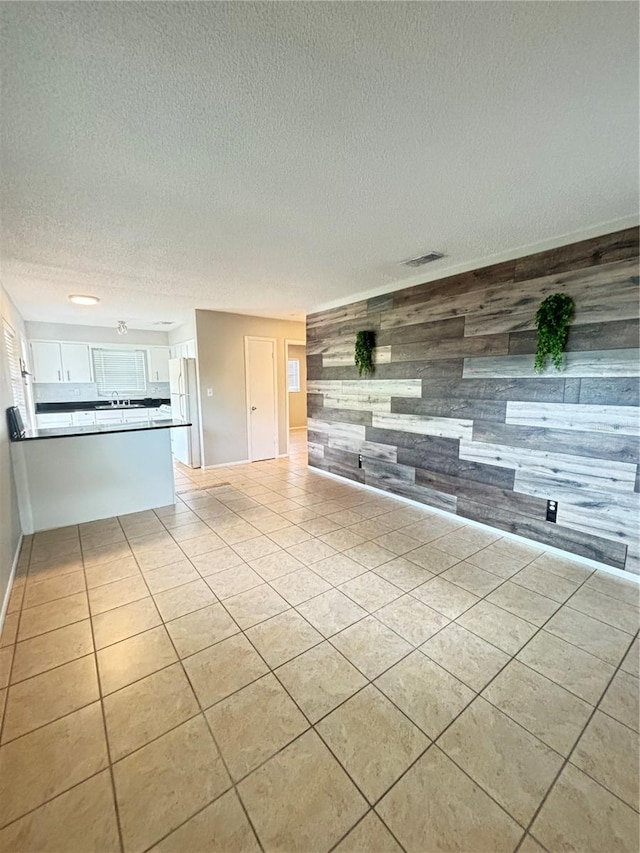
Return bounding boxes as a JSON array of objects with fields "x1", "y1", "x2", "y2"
[{"x1": 169, "y1": 357, "x2": 201, "y2": 468}]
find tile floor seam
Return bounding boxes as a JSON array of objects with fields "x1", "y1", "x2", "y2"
[
  {"x1": 451, "y1": 584, "x2": 630, "y2": 673},
  {"x1": 6, "y1": 440, "x2": 628, "y2": 851},
  {"x1": 165, "y1": 630, "x2": 267, "y2": 851},
  {"x1": 226, "y1": 607, "x2": 465, "y2": 838},
  {"x1": 404, "y1": 564, "x2": 613, "y2": 830},
  {"x1": 327, "y1": 808, "x2": 409, "y2": 853},
  {"x1": 0, "y1": 766, "x2": 110, "y2": 834},
  {"x1": 1, "y1": 553, "x2": 90, "y2": 749},
  {"x1": 597, "y1": 702, "x2": 640, "y2": 737},
  {"x1": 519, "y1": 627, "x2": 640, "y2": 849},
  {"x1": 559, "y1": 602, "x2": 636, "y2": 638},
  {"x1": 105, "y1": 527, "x2": 252, "y2": 853},
  {"x1": 311, "y1": 688, "x2": 435, "y2": 808},
  {"x1": 84, "y1": 518, "x2": 127, "y2": 853},
  {"x1": 15, "y1": 590, "x2": 90, "y2": 623},
  {"x1": 1, "y1": 657, "x2": 100, "y2": 745},
  {"x1": 205, "y1": 594, "x2": 390, "y2": 821}
]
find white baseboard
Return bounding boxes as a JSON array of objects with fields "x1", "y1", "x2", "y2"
[
  {"x1": 308, "y1": 465, "x2": 639, "y2": 584},
  {"x1": 0, "y1": 533, "x2": 24, "y2": 636},
  {"x1": 203, "y1": 459, "x2": 251, "y2": 470}
]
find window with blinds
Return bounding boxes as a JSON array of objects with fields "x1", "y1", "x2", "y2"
[
  {"x1": 3, "y1": 321, "x2": 27, "y2": 421},
  {"x1": 287, "y1": 358, "x2": 301, "y2": 392},
  {"x1": 92, "y1": 348, "x2": 148, "y2": 395}
]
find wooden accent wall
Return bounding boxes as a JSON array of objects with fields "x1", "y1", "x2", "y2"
[{"x1": 306, "y1": 228, "x2": 640, "y2": 574}]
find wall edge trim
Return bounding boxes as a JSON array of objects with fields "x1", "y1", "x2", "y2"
[{"x1": 202, "y1": 459, "x2": 251, "y2": 470}]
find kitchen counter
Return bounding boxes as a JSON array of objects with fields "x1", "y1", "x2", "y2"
[
  {"x1": 35, "y1": 398, "x2": 169, "y2": 413},
  {"x1": 14, "y1": 418, "x2": 190, "y2": 441},
  {"x1": 11, "y1": 418, "x2": 187, "y2": 532}
]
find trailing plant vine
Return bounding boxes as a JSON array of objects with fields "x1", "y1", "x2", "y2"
[
  {"x1": 354, "y1": 330, "x2": 376, "y2": 377},
  {"x1": 534, "y1": 292, "x2": 575, "y2": 373}
]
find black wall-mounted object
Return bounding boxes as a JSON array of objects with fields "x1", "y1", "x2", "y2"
[
  {"x1": 6, "y1": 406, "x2": 25, "y2": 441},
  {"x1": 546, "y1": 500, "x2": 558, "y2": 523}
]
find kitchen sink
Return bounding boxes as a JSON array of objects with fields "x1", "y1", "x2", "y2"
[{"x1": 95, "y1": 404, "x2": 146, "y2": 409}]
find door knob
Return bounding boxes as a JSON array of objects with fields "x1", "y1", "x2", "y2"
[{"x1": 251, "y1": 406, "x2": 257, "y2": 411}]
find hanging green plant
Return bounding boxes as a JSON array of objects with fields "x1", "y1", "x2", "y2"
[
  {"x1": 534, "y1": 292, "x2": 575, "y2": 373},
  {"x1": 354, "y1": 330, "x2": 376, "y2": 377}
]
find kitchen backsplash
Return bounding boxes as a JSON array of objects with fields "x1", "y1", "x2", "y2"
[{"x1": 33, "y1": 382, "x2": 171, "y2": 403}]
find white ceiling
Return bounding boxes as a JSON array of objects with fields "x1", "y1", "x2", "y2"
[{"x1": 1, "y1": 2, "x2": 638, "y2": 330}]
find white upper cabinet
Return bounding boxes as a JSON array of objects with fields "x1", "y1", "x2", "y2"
[
  {"x1": 61, "y1": 343, "x2": 92, "y2": 382},
  {"x1": 31, "y1": 342, "x2": 64, "y2": 383},
  {"x1": 31, "y1": 342, "x2": 92, "y2": 383},
  {"x1": 149, "y1": 347, "x2": 170, "y2": 382}
]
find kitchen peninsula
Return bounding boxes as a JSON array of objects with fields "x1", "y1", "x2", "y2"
[{"x1": 10, "y1": 417, "x2": 190, "y2": 532}]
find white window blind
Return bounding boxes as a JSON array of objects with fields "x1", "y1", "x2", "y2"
[
  {"x1": 287, "y1": 358, "x2": 301, "y2": 392},
  {"x1": 92, "y1": 349, "x2": 148, "y2": 395},
  {"x1": 3, "y1": 321, "x2": 27, "y2": 421}
]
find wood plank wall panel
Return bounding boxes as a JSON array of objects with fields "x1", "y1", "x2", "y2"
[{"x1": 307, "y1": 227, "x2": 640, "y2": 573}]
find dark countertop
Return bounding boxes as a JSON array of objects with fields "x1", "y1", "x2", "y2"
[
  {"x1": 13, "y1": 419, "x2": 190, "y2": 442},
  {"x1": 35, "y1": 398, "x2": 170, "y2": 414}
]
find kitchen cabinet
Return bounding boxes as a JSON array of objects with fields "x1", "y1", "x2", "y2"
[
  {"x1": 148, "y1": 348, "x2": 170, "y2": 382},
  {"x1": 36, "y1": 413, "x2": 73, "y2": 428},
  {"x1": 72, "y1": 411, "x2": 96, "y2": 426},
  {"x1": 95, "y1": 410, "x2": 124, "y2": 424},
  {"x1": 61, "y1": 344, "x2": 92, "y2": 382},
  {"x1": 122, "y1": 407, "x2": 152, "y2": 423},
  {"x1": 170, "y1": 340, "x2": 196, "y2": 360},
  {"x1": 30, "y1": 342, "x2": 92, "y2": 383},
  {"x1": 31, "y1": 342, "x2": 64, "y2": 383}
]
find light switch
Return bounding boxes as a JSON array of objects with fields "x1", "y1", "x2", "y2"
[{"x1": 207, "y1": 388, "x2": 213, "y2": 397}]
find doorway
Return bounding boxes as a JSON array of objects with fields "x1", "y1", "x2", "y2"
[
  {"x1": 244, "y1": 336, "x2": 278, "y2": 462},
  {"x1": 285, "y1": 339, "x2": 307, "y2": 455}
]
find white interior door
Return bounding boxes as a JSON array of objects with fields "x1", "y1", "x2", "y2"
[{"x1": 245, "y1": 337, "x2": 277, "y2": 462}]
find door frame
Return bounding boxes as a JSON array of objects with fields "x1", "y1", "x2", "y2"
[
  {"x1": 244, "y1": 336, "x2": 279, "y2": 462},
  {"x1": 284, "y1": 338, "x2": 306, "y2": 455}
]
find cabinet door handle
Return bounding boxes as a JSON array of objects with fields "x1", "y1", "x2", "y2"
[
  {"x1": 57, "y1": 370, "x2": 61, "y2": 381},
  {"x1": 67, "y1": 370, "x2": 70, "y2": 381}
]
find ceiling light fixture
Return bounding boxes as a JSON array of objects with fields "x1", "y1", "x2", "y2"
[
  {"x1": 68, "y1": 294, "x2": 100, "y2": 305},
  {"x1": 117, "y1": 320, "x2": 128, "y2": 335}
]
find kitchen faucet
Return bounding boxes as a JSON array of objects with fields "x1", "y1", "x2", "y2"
[{"x1": 111, "y1": 391, "x2": 120, "y2": 407}]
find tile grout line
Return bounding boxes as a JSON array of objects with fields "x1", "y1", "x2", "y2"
[
  {"x1": 518, "y1": 626, "x2": 640, "y2": 851},
  {"x1": 0, "y1": 536, "x2": 32, "y2": 747},
  {"x1": 82, "y1": 519, "x2": 127, "y2": 853},
  {"x1": 2, "y1": 452, "x2": 636, "y2": 849},
  {"x1": 345, "y1": 557, "x2": 620, "y2": 843},
  {"x1": 118, "y1": 522, "x2": 267, "y2": 853}
]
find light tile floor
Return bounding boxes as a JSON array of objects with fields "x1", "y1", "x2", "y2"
[{"x1": 0, "y1": 430, "x2": 638, "y2": 852}]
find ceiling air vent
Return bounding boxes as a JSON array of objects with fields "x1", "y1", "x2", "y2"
[
  {"x1": 402, "y1": 251, "x2": 445, "y2": 267},
  {"x1": 152, "y1": 321, "x2": 174, "y2": 326}
]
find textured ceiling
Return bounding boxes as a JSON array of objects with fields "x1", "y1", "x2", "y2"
[{"x1": 1, "y1": 2, "x2": 638, "y2": 329}]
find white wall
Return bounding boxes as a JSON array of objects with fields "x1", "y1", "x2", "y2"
[
  {"x1": 195, "y1": 310, "x2": 305, "y2": 467},
  {"x1": 25, "y1": 321, "x2": 169, "y2": 346},
  {"x1": 168, "y1": 314, "x2": 196, "y2": 347},
  {"x1": 1, "y1": 285, "x2": 26, "y2": 617}
]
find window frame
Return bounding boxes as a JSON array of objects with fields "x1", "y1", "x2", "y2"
[
  {"x1": 3, "y1": 320, "x2": 28, "y2": 421},
  {"x1": 91, "y1": 347, "x2": 149, "y2": 396},
  {"x1": 287, "y1": 358, "x2": 301, "y2": 393}
]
